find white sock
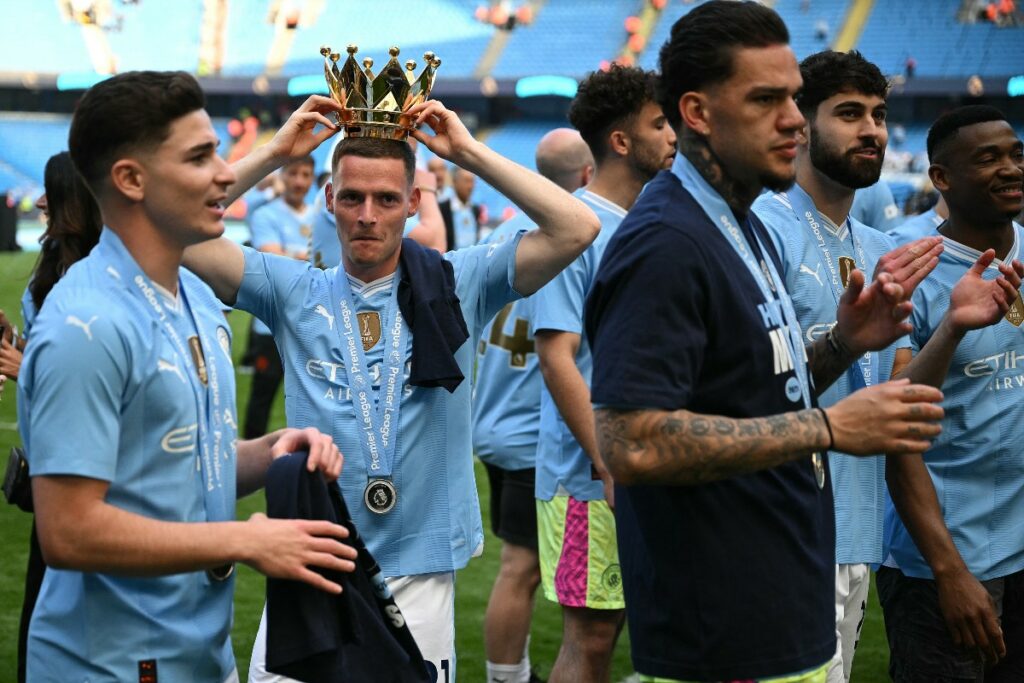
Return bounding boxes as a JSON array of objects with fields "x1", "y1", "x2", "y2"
[
  {"x1": 486, "y1": 661, "x2": 521, "y2": 683},
  {"x1": 519, "y1": 635, "x2": 532, "y2": 682}
]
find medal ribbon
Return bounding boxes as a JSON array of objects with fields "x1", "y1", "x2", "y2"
[
  {"x1": 784, "y1": 185, "x2": 876, "y2": 392},
  {"x1": 671, "y1": 154, "x2": 812, "y2": 410},
  {"x1": 104, "y1": 235, "x2": 229, "y2": 521},
  {"x1": 329, "y1": 270, "x2": 408, "y2": 482}
]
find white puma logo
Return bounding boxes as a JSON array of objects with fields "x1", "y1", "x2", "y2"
[
  {"x1": 799, "y1": 263, "x2": 824, "y2": 287},
  {"x1": 105, "y1": 266, "x2": 121, "y2": 280},
  {"x1": 157, "y1": 358, "x2": 186, "y2": 383},
  {"x1": 314, "y1": 304, "x2": 335, "y2": 329},
  {"x1": 65, "y1": 315, "x2": 98, "y2": 340}
]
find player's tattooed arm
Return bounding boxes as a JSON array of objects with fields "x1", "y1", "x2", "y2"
[
  {"x1": 678, "y1": 131, "x2": 762, "y2": 216},
  {"x1": 595, "y1": 407, "x2": 829, "y2": 485},
  {"x1": 596, "y1": 379, "x2": 944, "y2": 486}
]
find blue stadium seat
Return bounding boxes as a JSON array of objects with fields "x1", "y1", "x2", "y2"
[
  {"x1": 856, "y1": 0, "x2": 1024, "y2": 77},
  {"x1": 223, "y1": 0, "x2": 492, "y2": 79},
  {"x1": 493, "y1": 1, "x2": 634, "y2": 78}
]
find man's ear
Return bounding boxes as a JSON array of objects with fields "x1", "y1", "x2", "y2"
[
  {"x1": 608, "y1": 129, "x2": 630, "y2": 158},
  {"x1": 928, "y1": 164, "x2": 950, "y2": 194},
  {"x1": 679, "y1": 92, "x2": 711, "y2": 137},
  {"x1": 407, "y1": 186, "x2": 421, "y2": 217},
  {"x1": 110, "y1": 159, "x2": 145, "y2": 202},
  {"x1": 324, "y1": 181, "x2": 334, "y2": 214}
]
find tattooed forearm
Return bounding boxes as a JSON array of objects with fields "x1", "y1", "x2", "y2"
[
  {"x1": 595, "y1": 407, "x2": 830, "y2": 486},
  {"x1": 806, "y1": 327, "x2": 859, "y2": 396},
  {"x1": 678, "y1": 132, "x2": 761, "y2": 217}
]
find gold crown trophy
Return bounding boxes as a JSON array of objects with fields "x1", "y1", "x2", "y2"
[{"x1": 320, "y1": 44, "x2": 441, "y2": 140}]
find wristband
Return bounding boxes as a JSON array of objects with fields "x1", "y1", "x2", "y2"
[
  {"x1": 825, "y1": 325, "x2": 853, "y2": 357},
  {"x1": 817, "y1": 407, "x2": 835, "y2": 451}
]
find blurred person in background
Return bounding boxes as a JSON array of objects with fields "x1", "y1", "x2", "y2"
[{"x1": 4, "y1": 150, "x2": 103, "y2": 683}]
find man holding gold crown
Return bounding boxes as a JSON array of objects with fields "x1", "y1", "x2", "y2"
[{"x1": 184, "y1": 44, "x2": 600, "y2": 680}]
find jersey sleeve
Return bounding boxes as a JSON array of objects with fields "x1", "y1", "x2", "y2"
[
  {"x1": 249, "y1": 204, "x2": 281, "y2": 249},
  {"x1": 447, "y1": 229, "x2": 523, "y2": 337},
  {"x1": 236, "y1": 246, "x2": 311, "y2": 335},
  {"x1": 20, "y1": 299, "x2": 129, "y2": 481},
  {"x1": 531, "y1": 250, "x2": 589, "y2": 336},
  {"x1": 587, "y1": 227, "x2": 709, "y2": 410}
]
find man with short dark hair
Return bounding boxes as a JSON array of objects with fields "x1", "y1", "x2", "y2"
[
  {"x1": 880, "y1": 104, "x2": 1024, "y2": 681},
  {"x1": 533, "y1": 63, "x2": 676, "y2": 683},
  {"x1": 473, "y1": 127, "x2": 593, "y2": 683},
  {"x1": 18, "y1": 70, "x2": 356, "y2": 682},
  {"x1": 585, "y1": 3, "x2": 947, "y2": 681},
  {"x1": 440, "y1": 166, "x2": 485, "y2": 249},
  {"x1": 752, "y1": 49, "x2": 942, "y2": 682},
  {"x1": 184, "y1": 99, "x2": 600, "y2": 679}
]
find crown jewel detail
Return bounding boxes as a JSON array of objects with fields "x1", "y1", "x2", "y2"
[{"x1": 320, "y1": 44, "x2": 441, "y2": 140}]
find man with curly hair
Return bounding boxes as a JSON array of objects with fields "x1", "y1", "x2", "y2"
[{"x1": 532, "y1": 64, "x2": 676, "y2": 683}]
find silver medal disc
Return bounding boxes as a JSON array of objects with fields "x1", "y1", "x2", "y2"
[
  {"x1": 364, "y1": 479, "x2": 397, "y2": 514},
  {"x1": 812, "y1": 452, "x2": 826, "y2": 489}
]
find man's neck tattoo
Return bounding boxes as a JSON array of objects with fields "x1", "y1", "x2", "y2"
[{"x1": 679, "y1": 133, "x2": 760, "y2": 217}]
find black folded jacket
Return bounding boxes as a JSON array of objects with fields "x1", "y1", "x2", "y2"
[{"x1": 264, "y1": 452, "x2": 430, "y2": 683}]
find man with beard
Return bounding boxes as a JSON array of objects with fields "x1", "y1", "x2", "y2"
[
  {"x1": 752, "y1": 50, "x2": 941, "y2": 682},
  {"x1": 880, "y1": 105, "x2": 1024, "y2": 680},
  {"x1": 531, "y1": 65, "x2": 676, "y2": 683},
  {"x1": 585, "y1": 3, "x2": 948, "y2": 681}
]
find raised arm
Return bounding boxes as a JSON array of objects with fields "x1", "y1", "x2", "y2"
[
  {"x1": 594, "y1": 379, "x2": 943, "y2": 486},
  {"x1": 897, "y1": 249, "x2": 1024, "y2": 387},
  {"x1": 225, "y1": 95, "x2": 342, "y2": 206},
  {"x1": 404, "y1": 167, "x2": 447, "y2": 252},
  {"x1": 409, "y1": 100, "x2": 599, "y2": 294},
  {"x1": 806, "y1": 237, "x2": 944, "y2": 393}
]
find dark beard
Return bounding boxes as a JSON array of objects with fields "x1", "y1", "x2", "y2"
[{"x1": 809, "y1": 133, "x2": 883, "y2": 189}]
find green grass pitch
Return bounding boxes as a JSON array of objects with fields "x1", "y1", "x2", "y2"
[{"x1": 0, "y1": 249, "x2": 891, "y2": 681}]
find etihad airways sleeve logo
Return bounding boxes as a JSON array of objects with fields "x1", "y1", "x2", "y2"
[{"x1": 963, "y1": 351, "x2": 1024, "y2": 393}]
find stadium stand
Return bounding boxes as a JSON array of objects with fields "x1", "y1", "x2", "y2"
[
  {"x1": 222, "y1": 0, "x2": 493, "y2": 78},
  {"x1": 0, "y1": 114, "x2": 233, "y2": 197},
  {"x1": 856, "y1": 0, "x2": 1024, "y2": 77},
  {"x1": 492, "y1": 1, "x2": 634, "y2": 78},
  {"x1": 0, "y1": 3, "x2": 93, "y2": 73}
]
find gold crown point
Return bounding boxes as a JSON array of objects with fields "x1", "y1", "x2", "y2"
[
  {"x1": 347, "y1": 44, "x2": 358, "y2": 54},
  {"x1": 320, "y1": 44, "x2": 441, "y2": 141}
]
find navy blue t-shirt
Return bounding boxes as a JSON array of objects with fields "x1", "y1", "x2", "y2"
[{"x1": 585, "y1": 170, "x2": 836, "y2": 681}]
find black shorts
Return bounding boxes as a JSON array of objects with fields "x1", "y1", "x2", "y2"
[
  {"x1": 877, "y1": 565, "x2": 1024, "y2": 681},
  {"x1": 484, "y1": 461, "x2": 538, "y2": 551}
]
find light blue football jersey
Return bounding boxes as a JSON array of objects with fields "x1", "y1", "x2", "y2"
[
  {"x1": 20, "y1": 284, "x2": 35, "y2": 338},
  {"x1": 236, "y1": 234, "x2": 522, "y2": 576},
  {"x1": 532, "y1": 190, "x2": 627, "y2": 501},
  {"x1": 887, "y1": 207, "x2": 944, "y2": 245},
  {"x1": 755, "y1": 185, "x2": 904, "y2": 565},
  {"x1": 473, "y1": 212, "x2": 541, "y2": 471},
  {"x1": 309, "y1": 208, "x2": 421, "y2": 271},
  {"x1": 885, "y1": 224, "x2": 1024, "y2": 581},
  {"x1": 18, "y1": 229, "x2": 239, "y2": 681},
  {"x1": 250, "y1": 198, "x2": 314, "y2": 335},
  {"x1": 309, "y1": 205, "x2": 341, "y2": 270},
  {"x1": 851, "y1": 180, "x2": 901, "y2": 233},
  {"x1": 450, "y1": 198, "x2": 478, "y2": 249}
]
